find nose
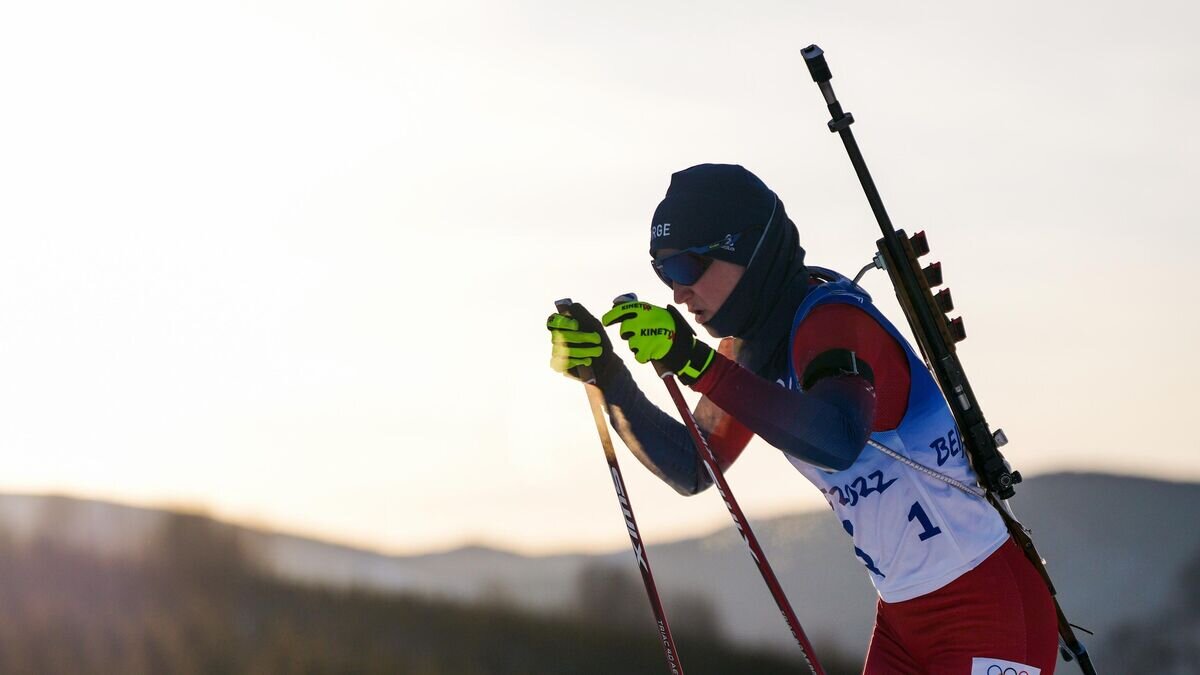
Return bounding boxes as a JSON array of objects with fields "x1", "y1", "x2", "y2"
[{"x1": 672, "y1": 282, "x2": 691, "y2": 306}]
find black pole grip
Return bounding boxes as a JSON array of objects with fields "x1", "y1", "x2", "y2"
[
  {"x1": 802, "y1": 44, "x2": 832, "y2": 83},
  {"x1": 554, "y1": 298, "x2": 597, "y2": 385}
]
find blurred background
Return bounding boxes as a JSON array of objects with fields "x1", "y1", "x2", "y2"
[{"x1": 1, "y1": 0, "x2": 1197, "y2": 672}]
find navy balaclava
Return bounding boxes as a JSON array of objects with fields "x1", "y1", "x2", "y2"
[
  {"x1": 649, "y1": 164, "x2": 809, "y2": 379},
  {"x1": 649, "y1": 164, "x2": 775, "y2": 267}
]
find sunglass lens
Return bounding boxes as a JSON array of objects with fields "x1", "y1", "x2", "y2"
[
  {"x1": 653, "y1": 263, "x2": 673, "y2": 287},
  {"x1": 654, "y1": 252, "x2": 710, "y2": 288}
]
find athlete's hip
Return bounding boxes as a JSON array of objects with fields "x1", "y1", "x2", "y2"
[{"x1": 865, "y1": 538, "x2": 1059, "y2": 674}]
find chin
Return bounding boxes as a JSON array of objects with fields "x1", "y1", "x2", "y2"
[{"x1": 701, "y1": 323, "x2": 725, "y2": 339}]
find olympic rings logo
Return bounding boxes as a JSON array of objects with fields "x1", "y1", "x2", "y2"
[{"x1": 985, "y1": 667, "x2": 1030, "y2": 675}]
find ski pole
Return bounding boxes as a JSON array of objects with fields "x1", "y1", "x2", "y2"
[
  {"x1": 554, "y1": 299, "x2": 684, "y2": 675},
  {"x1": 612, "y1": 294, "x2": 826, "y2": 675}
]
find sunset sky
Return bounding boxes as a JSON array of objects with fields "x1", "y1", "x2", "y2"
[{"x1": 1, "y1": 0, "x2": 1197, "y2": 556}]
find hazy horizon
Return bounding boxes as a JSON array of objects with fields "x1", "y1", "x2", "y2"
[{"x1": 0, "y1": 467, "x2": 1188, "y2": 558}]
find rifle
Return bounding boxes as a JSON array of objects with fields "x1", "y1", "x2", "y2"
[{"x1": 800, "y1": 44, "x2": 1097, "y2": 674}]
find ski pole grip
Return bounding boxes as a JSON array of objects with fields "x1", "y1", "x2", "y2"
[
  {"x1": 610, "y1": 292, "x2": 673, "y2": 380},
  {"x1": 802, "y1": 44, "x2": 832, "y2": 83},
  {"x1": 554, "y1": 297, "x2": 597, "y2": 385}
]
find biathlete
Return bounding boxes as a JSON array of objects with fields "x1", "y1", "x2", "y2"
[{"x1": 547, "y1": 164, "x2": 1058, "y2": 674}]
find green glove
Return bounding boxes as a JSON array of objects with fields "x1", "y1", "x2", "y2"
[
  {"x1": 601, "y1": 300, "x2": 715, "y2": 385},
  {"x1": 547, "y1": 303, "x2": 621, "y2": 386}
]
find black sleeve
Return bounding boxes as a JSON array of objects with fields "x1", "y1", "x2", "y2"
[{"x1": 601, "y1": 365, "x2": 711, "y2": 496}]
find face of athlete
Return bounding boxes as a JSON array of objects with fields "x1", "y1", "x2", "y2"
[{"x1": 655, "y1": 250, "x2": 745, "y2": 337}]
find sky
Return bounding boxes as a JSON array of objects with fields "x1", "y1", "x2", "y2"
[{"x1": 1, "y1": 0, "x2": 1197, "y2": 556}]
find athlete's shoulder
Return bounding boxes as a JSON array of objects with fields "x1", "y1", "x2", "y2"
[{"x1": 792, "y1": 278, "x2": 910, "y2": 431}]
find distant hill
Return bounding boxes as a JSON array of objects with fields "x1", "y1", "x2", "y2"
[
  {"x1": 3, "y1": 472, "x2": 1197, "y2": 664},
  {"x1": 0, "y1": 512, "x2": 831, "y2": 675}
]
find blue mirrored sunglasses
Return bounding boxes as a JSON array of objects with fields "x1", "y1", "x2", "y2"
[{"x1": 651, "y1": 232, "x2": 743, "y2": 288}]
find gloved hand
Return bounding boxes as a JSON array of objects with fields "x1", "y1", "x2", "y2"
[
  {"x1": 547, "y1": 303, "x2": 622, "y2": 387},
  {"x1": 601, "y1": 300, "x2": 715, "y2": 385}
]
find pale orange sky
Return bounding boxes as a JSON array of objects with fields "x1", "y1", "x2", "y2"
[{"x1": 1, "y1": 0, "x2": 1197, "y2": 556}]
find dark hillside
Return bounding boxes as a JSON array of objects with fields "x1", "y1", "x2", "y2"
[{"x1": 0, "y1": 512, "x2": 858, "y2": 675}]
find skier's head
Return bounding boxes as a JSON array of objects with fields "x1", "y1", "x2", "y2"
[{"x1": 649, "y1": 164, "x2": 806, "y2": 339}]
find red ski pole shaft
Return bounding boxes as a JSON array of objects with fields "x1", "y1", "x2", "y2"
[
  {"x1": 655, "y1": 368, "x2": 826, "y2": 675},
  {"x1": 554, "y1": 299, "x2": 685, "y2": 675}
]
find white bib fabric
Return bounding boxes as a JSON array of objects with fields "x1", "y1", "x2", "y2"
[{"x1": 784, "y1": 273, "x2": 1009, "y2": 602}]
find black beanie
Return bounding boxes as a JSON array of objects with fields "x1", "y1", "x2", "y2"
[{"x1": 649, "y1": 164, "x2": 777, "y2": 266}]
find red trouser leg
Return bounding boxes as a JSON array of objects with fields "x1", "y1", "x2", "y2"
[
  {"x1": 863, "y1": 605, "x2": 922, "y2": 675},
  {"x1": 863, "y1": 538, "x2": 1058, "y2": 674}
]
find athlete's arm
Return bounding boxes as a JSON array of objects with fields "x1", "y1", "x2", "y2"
[
  {"x1": 603, "y1": 340, "x2": 754, "y2": 496},
  {"x1": 603, "y1": 370, "x2": 751, "y2": 495},
  {"x1": 692, "y1": 354, "x2": 876, "y2": 471},
  {"x1": 688, "y1": 302, "x2": 910, "y2": 471},
  {"x1": 606, "y1": 299, "x2": 910, "y2": 486}
]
